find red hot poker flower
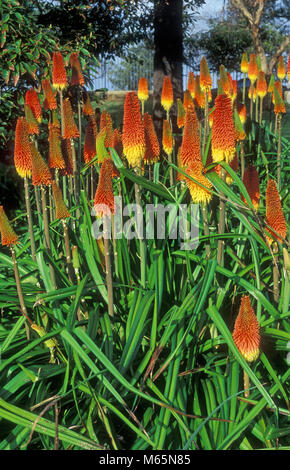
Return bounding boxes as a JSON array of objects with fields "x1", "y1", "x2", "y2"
[
  {"x1": 177, "y1": 98, "x2": 186, "y2": 128},
  {"x1": 161, "y1": 76, "x2": 174, "y2": 112},
  {"x1": 25, "y1": 88, "x2": 42, "y2": 123},
  {"x1": 162, "y1": 119, "x2": 173, "y2": 157},
  {"x1": 185, "y1": 160, "x2": 212, "y2": 205},
  {"x1": 122, "y1": 91, "x2": 145, "y2": 168},
  {"x1": 179, "y1": 105, "x2": 201, "y2": 167},
  {"x1": 143, "y1": 112, "x2": 160, "y2": 164},
  {"x1": 277, "y1": 55, "x2": 285, "y2": 81},
  {"x1": 51, "y1": 181, "x2": 70, "y2": 220},
  {"x1": 248, "y1": 54, "x2": 258, "y2": 84},
  {"x1": 200, "y1": 56, "x2": 212, "y2": 92},
  {"x1": 187, "y1": 71, "x2": 195, "y2": 98},
  {"x1": 52, "y1": 52, "x2": 68, "y2": 90},
  {"x1": 60, "y1": 139, "x2": 73, "y2": 176},
  {"x1": 242, "y1": 164, "x2": 260, "y2": 210},
  {"x1": 256, "y1": 71, "x2": 267, "y2": 98},
  {"x1": 70, "y1": 52, "x2": 85, "y2": 86},
  {"x1": 14, "y1": 117, "x2": 33, "y2": 178},
  {"x1": 84, "y1": 116, "x2": 97, "y2": 164},
  {"x1": 265, "y1": 179, "x2": 287, "y2": 245},
  {"x1": 137, "y1": 77, "x2": 149, "y2": 102},
  {"x1": 31, "y1": 141, "x2": 52, "y2": 186},
  {"x1": 63, "y1": 98, "x2": 80, "y2": 139},
  {"x1": 48, "y1": 123, "x2": 66, "y2": 170},
  {"x1": 232, "y1": 296, "x2": 260, "y2": 362},
  {"x1": 42, "y1": 79, "x2": 57, "y2": 110},
  {"x1": 0, "y1": 206, "x2": 18, "y2": 247},
  {"x1": 82, "y1": 89, "x2": 94, "y2": 116},
  {"x1": 94, "y1": 159, "x2": 115, "y2": 217},
  {"x1": 24, "y1": 104, "x2": 39, "y2": 135},
  {"x1": 211, "y1": 94, "x2": 235, "y2": 163},
  {"x1": 240, "y1": 52, "x2": 248, "y2": 74}
]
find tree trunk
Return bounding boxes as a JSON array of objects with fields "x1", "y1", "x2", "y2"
[{"x1": 153, "y1": 0, "x2": 183, "y2": 143}]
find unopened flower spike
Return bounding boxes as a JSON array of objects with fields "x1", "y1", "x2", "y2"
[
  {"x1": 42, "y1": 79, "x2": 57, "y2": 110},
  {"x1": 233, "y1": 296, "x2": 260, "y2": 362},
  {"x1": 162, "y1": 119, "x2": 173, "y2": 157},
  {"x1": 137, "y1": 77, "x2": 149, "y2": 103},
  {"x1": 211, "y1": 94, "x2": 236, "y2": 163},
  {"x1": 63, "y1": 98, "x2": 80, "y2": 139},
  {"x1": 51, "y1": 181, "x2": 70, "y2": 220},
  {"x1": 25, "y1": 88, "x2": 42, "y2": 123},
  {"x1": 0, "y1": 206, "x2": 19, "y2": 247},
  {"x1": 70, "y1": 52, "x2": 85, "y2": 86},
  {"x1": 241, "y1": 164, "x2": 260, "y2": 210},
  {"x1": 84, "y1": 116, "x2": 97, "y2": 164},
  {"x1": 179, "y1": 105, "x2": 201, "y2": 167},
  {"x1": 265, "y1": 179, "x2": 287, "y2": 245},
  {"x1": 52, "y1": 51, "x2": 68, "y2": 90},
  {"x1": 31, "y1": 141, "x2": 53, "y2": 186},
  {"x1": 161, "y1": 76, "x2": 174, "y2": 113}
]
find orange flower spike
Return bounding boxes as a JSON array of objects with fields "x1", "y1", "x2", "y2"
[
  {"x1": 0, "y1": 206, "x2": 18, "y2": 247},
  {"x1": 111, "y1": 128, "x2": 123, "y2": 157},
  {"x1": 187, "y1": 71, "x2": 195, "y2": 98},
  {"x1": 84, "y1": 116, "x2": 97, "y2": 164},
  {"x1": 232, "y1": 296, "x2": 260, "y2": 362},
  {"x1": 24, "y1": 104, "x2": 39, "y2": 135},
  {"x1": 143, "y1": 112, "x2": 159, "y2": 164},
  {"x1": 273, "y1": 83, "x2": 286, "y2": 114},
  {"x1": 100, "y1": 110, "x2": 114, "y2": 147},
  {"x1": 52, "y1": 51, "x2": 68, "y2": 90},
  {"x1": 161, "y1": 76, "x2": 174, "y2": 112},
  {"x1": 96, "y1": 128, "x2": 109, "y2": 163},
  {"x1": 70, "y1": 52, "x2": 85, "y2": 86},
  {"x1": 256, "y1": 71, "x2": 267, "y2": 98},
  {"x1": 265, "y1": 179, "x2": 287, "y2": 244},
  {"x1": 48, "y1": 123, "x2": 66, "y2": 170},
  {"x1": 248, "y1": 54, "x2": 258, "y2": 84},
  {"x1": 238, "y1": 103, "x2": 247, "y2": 125},
  {"x1": 241, "y1": 52, "x2": 248, "y2": 74},
  {"x1": 219, "y1": 65, "x2": 231, "y2": 97},
  {"x1": 176, "y1": 147, "x2": 186, "y2": 182},
  {"x1": 122, "y1": 91, "x2": 145, "y2": 168},
  {"x1": 287, "y1": 54, "x2": 290, "y2": 81},
  {"x1": 63, "y1": 98, "x2": 80, "y2": 139},
  {"x1": 137, "y1": 77, "x2": 149, "y2": 102},
  {"x1": 51, "y1": 181, "x2": 70, "y2": 220},
  {"x1": 242, "y1": 164, "x2": 260, "y2": 210},
  {"x1": 200, "y1": 56, "x2": 212, "y2": 93},
  {"x1": 211, "y1": 94, "x2": 236, "y2": 163},
  {"x1": 194, "y1": 75, "x2": 205, "y2": 108},
  {"x1": 25, "y1": 88, "x2": 42, "y2": 123},
  {"x1": 277, "y1": 55, "x2": 285, "y2": 81},
  {"x1": 183, "y1": 89, "x2": 194, "y2": 111},
  {"x1": 42, "y1": 79, "x2": 57, "y2": 110},
  {"x1": 179, "y1": 105, "x2": 201, "y2": 167},
  {"x1": 232, "y1": 80, "x2": 238, "y2": 103},
  {"x1": 227, "y1": 71, "x2": 235, "y2": 100},
  {"x1": 162, "y1": 119, "x2": 173, "y2": 157},
  {"x1": 94, "y1": 159, "x2": 115, "y2": 217},
  {"x1": 82, "y1": 89, "x2": 94, "y2": 116},
  {"x1": 31, "y1": 141, "x2": 52, "y2": 186},
  {"x1": 186, "y1": 160, "x2": 212, "y2": 205},
  {"x1": 60, "y1": 139, "x2": 73, "y2": 176},
  {"x1": 177, "y1": 98, "x2": 186, "y2": 128},
  {"x1": 14, "y1": 117, "x2": 32, "y2": 178}
]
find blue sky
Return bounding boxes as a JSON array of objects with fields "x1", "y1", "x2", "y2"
[{"x1": 196, "y1": 0, "x2": 225, "y2": 31}]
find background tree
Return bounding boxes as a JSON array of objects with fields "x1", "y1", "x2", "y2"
[{"x1": 228, "y1": 0, "x2": 290, "y2": 75}]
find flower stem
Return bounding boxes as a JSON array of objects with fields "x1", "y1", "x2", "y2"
[
  {"x1": 11, "y1": 246, "x2": 32, "y2": 339},
  {"x1": 277, "y1": 114, "x2": 282, "y2": 192},
  {"x1": 24, "y1": 177, "x2": 36, "y2": 261},
  {"x1": 41, "y1": 185, "x2": 56, "y2": 288},
  {"x1": 244, "y1": 370, "x2": 250, "y2": 398},
  {"x1": 217, "y1": 168, "x2": 226, "y2": 267},
  {"x1": 62, "y1": 219, "x2": 74, "y2": 283},
  {"x1": 103, "y1": 214, "x2": 114, "y2": 318}
]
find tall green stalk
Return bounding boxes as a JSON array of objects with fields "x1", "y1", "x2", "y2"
[
  {"x1": 217, "y1": 168, "x2": 226, "y2": 266},
  {"x1": 277, "y1": 114, "x2": 282, "y2": 192},
  {"x1": 41, "y1": 185, "x2": 56, "y2": 289},
  {"x1": 103, "y1": 214, "x2": 114, "y2": 318},
  {"x1": 24, "y1": 177, "x2": 36, "y2": 261}
]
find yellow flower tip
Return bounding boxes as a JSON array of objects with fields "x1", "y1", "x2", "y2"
[
  {"x1": 233, "y1": 295, "x2": 260, "y2": 362},
  {"x1": 137, "y1": 77, "x2": 149, "y2": 102},
  {"x1": 0, "y1": 206, "x2": 19, "y2": 247},
  {"x1": 248, "y1": 54, "x2": 258, "y2": 83},
  {"x1": 277, "y1": 55, "x2": 286, "y2": 81},
  {"x1": 185, "y1": 161, "x2": 213, "y2": 205},
  {"x1": 161, "y1": 76, "x2": 174, "y2": 112},
  {"x1": 241, "y1": 52, "x2": 248, "y2": 74}
]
